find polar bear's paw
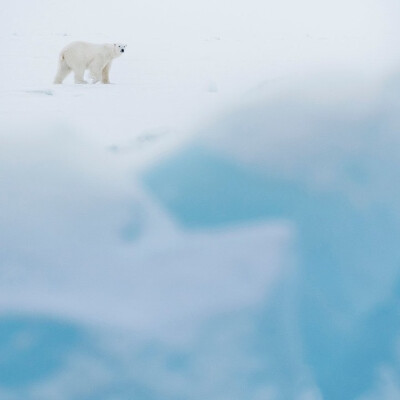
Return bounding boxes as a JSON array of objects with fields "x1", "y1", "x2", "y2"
[{"x1": 90, "y1": 76, "x2": 101, "y2": 84}]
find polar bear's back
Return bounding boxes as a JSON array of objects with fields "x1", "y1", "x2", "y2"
[{"x1": 60, "y1": 41, "x2": 113, "y2": 66}]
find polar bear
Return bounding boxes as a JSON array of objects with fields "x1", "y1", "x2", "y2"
[{"x1": 54, "y1": 41, "x2": 127, "y2": 84}]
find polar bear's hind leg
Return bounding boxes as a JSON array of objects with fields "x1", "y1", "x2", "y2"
[
  {"x1": 53, "y1": 56, "x2": 71, "y2": 84},
  {"x1": 73, "y1": 68, "x2": 87, "y2": 84},
  {"x1": 88, "y1": 57, "x2": 103, "y2": 84}
]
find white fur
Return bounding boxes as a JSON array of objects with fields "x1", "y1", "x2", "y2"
[{"x1": 54, "y1": 41, "x2": 127, "y2": 84}]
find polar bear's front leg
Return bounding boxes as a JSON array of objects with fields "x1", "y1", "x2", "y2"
[{"x1": 102, "y1": 62, "x2": 112, "y2": 84}]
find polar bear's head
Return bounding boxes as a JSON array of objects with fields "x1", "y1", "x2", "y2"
[{"x1": 113, "y1": 43, "x2": 127, "y2": 57}]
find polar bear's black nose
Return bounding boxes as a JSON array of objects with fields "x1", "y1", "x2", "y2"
[{"x1": 121, "y1": 49, "x2": 124, "y2": 53}]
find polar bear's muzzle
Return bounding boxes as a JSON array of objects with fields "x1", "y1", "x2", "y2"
[{"x1": 121, "y1": 49, "x2": 124, "y2": 53}]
